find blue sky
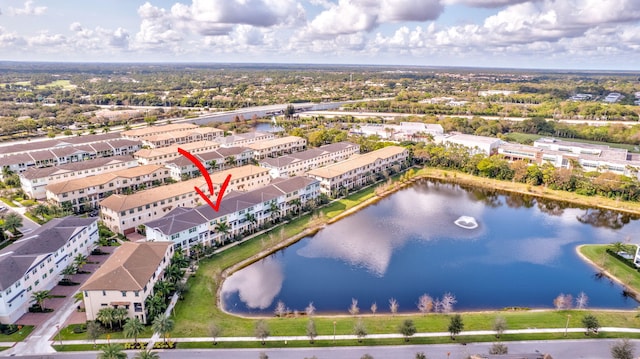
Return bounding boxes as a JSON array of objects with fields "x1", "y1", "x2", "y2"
[{"x1": 1, "y1": 0, "x2": 639, "y2": 70}]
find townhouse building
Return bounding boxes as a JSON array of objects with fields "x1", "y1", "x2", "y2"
[
  {"x1": 120, "y1": 123, "x2": 199, "y2": 139},
  {"x1": 145, "y1": 176, "x2": 320, "y2": 253},
  {"x1": 45, "y1": 165, "x2": 171, "y2": 213},
  {"x1": 0, "y1": 217, "x2": 98, "y2": 323},
  {"x1": 164, "y1": 147, "x2": 253, "y2": 181},
  {"x1": 0, "y1": 137, "x2": 142, "y2": 176},
  {"x1": 137, "y1": 127, "x2": 224, "y2": 148},
  {"x1": 245, "y1": 136, "x2": 307, "y2": 160},
  {"x1": 133, "y1": 140, "x2": 220, "y2": 165},
  {"x1": 307, "y1": 146, "x2": 409, "y2": 196},
  {"x1": 81, "y1": 241, "x2": 173, "y2": 324},
  {"x1": 100, "y1": 165, "x2": 270, "y2": 234},
  {"x1": 214, "y1": 131, "x2": 276, "y2": 148},
  {"x1": 259, "y1": 141, "x2": 360, "y2": 178},
  {"x1": 20, "y1": 155, "x2": 139, "y2": 200}
]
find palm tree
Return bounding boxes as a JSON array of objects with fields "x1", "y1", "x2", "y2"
[
  {"x1": 3, "y1": 212, "x2": 23, "y2": 234},
  {"x1": 134, "y1": 349, "x2": 159, "y2": 359},
  {"x1": 31, "y1": 290, "x2": 52, "y2": 311},
  {"x1": 151, "y1": 315, "x2": 174, "y2": 344},
  {"x1": 225, "y1": 155, "x2": 236, "y2": 168},
  {"x1": 170, "y1": 251, "x2": 189, "y2": 268},
  {"x1": 32, "y1": 203, "x2": 49, "y2": 219},
  {"x1": 98, "y1": 343, "x2": 127, "y2": 359},
  {"x1": 190, "y1": 243, "x2": 204, "y2": 262},
  {"x1": 97, "y1": 307, "x2": 115, "y2": 329},
  {"x1": 164, "y1": 264, "x2": 183, "y2": 284},
  {"x1": 207, "y1": 160, "x2": 218, "y2": 171},
  {"x1": 214, "y1": 221, "x2": 231, "y2": 244},
  {"x1": 61, "y1": 264, "x2": 77, "y2": 282},
  {"x1": 123, "y1": 317, "x2": 145, "y2": 344},
  {"x1": 73, "y1": 254, "x2": 88, "y2": 271},
  {"x1": 145, "y1": 294, "x2": 165, "y2": 323},
  {"x1": 244, "y1": 213, "x2": 257, "y2": 233},
  {"x1": 113, "y1": 307, "x2": 128, "y2": 328},
  {"x1": 269, "y1": 201, "x2": 281, "y2": 223},
  {"x1": 153, "y1": 280, "x2": 174, "y2": 299},
  {"x1": 289, "y1": 198, "x2": 302, "y2": 216}
]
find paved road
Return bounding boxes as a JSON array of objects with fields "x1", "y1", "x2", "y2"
[{"x1": 8, "y1": 339, "x2": 633, "y2": 359}]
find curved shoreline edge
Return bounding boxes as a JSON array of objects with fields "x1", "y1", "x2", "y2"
[
  {"x1": 216, "y1": 168, "x2": 640, "y2": 317},
  {"x1": 576, "y1": 245, "x2": 640, "y2": 303}
]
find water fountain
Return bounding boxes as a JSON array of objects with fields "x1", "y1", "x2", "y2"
[{"x1": 454, "y1": 215, "x2": 478, "y2": 229}]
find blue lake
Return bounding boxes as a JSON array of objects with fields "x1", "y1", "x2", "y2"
[{"x1": 221, "y1": 180, "x2": 640, "y2": 315}]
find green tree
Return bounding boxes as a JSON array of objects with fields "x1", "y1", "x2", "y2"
[
  {"x1": 448, "y1": 314, "x2": 464, "y2": 340},
  {"x1": 97, "y1": 307, "x2": 115, "y2": 329},
  {"x1": 582, "y1": 314, "x2": 600, "y2": 336},
  {"x1": 244, "y1": 212, "x2": 257, "y2": 233},
  {"x1": 113, "y1": 307, "x2": 128, "y2": 328},
  {"x1": 153, "y1": 280, "x2": 174, "y2": 299},
  {"x1": 209, "y1": 322, "x2": 222, "y2": 345},
  {"x1": 214, "y1": 221, "x2": 231, "y2": 244},
  {"x1": 123, "y1": 317, "x2": 145, "y2": 344},
  {"x1": 611, "y1": 338, "x2": 635, "y2": 359},
  {"x1": 254, "y1": 320, "x2": 270, "y2": 345},
  {"x1": 306, "y1": 319, "x2": 317, "y2": 343},
  {"x1": 353, "y1": 319, "x2": 367, "y2": 343},
  {"x1": 493, "y1": 316, "x2": 507, "y2": 338},
  {"x1": 3, "y1": 212, "x2": 23, "y2": 234},
  {"x1": 151, "y1": 315, "x2": 174, "y2": 344},
  {"x1": 31, "y1": 290, "x2": 52, "y2": 311},
  {"x1": 74, "y1": 253, "x2": 88, "y2": 271},
  {"x1": 145, "y1": 294, "x2": 165, "y2": 323},
  {"x1": 61, "y1": 264, "x2": 78, "y2": 281},
  {"x1": 86, "y1": 321, "x2": 103, "y2": 347},
  {"x1": 98, "y1": 343, "x2": 127, "y2": 359},
  {"x1": 399, "y1": 319, "x2": 416, "y2": 342},
  {"x1": 133, "y1": 349, "x2": 159, "y2": 359},
  {"x1": 32, "y1": 203, "x2": 50, "y2": 219}
]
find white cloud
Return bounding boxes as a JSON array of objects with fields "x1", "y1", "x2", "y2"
[
  {"x1": 27, "y1": 32, "x2": 66, "y2": 47},
  {"x1": 133, "y1": 2, "x2": 183, "y2": 49},
  {"x1": 8, "y1": 0, "x2": 47, "y2": 16},
  {"x1": 444, "y1": 0, "x2": 533, "y2": 7},
  {"x1": 0, "y1": 27, "x2": 25, "y2": 47}
]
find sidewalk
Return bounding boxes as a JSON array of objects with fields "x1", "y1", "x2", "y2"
[{"x1": 13, "y1": 326, "x2": 640, "y2": 348}]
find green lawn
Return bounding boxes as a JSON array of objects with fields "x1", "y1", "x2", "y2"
[
  {"x1": 578, "y1": 245, "x2": 640, "y2": 294},
  {"x1": 35, "y1": 80, "x2": 75, "y2": 90},
  {"x1": 0, "y1": 326, "x2": 34, "y2": 342},
  {"x1": 59, "y1": 323, "x2": 155, "y2": 341}
]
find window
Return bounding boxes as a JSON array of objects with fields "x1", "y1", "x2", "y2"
[
  {"x1": 121, "y1": 291, "x2": 127, "y2": 297},
  {"x1": 135, "y1": 291, "x2": 139, "y2": 297},
  {"x1": 102, "y1": 290, "x2": 106, "y2": 296}
]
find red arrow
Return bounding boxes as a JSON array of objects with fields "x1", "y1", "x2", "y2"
[{"x1": 178, "y1": 147, "x2": 232, "y2": 212}]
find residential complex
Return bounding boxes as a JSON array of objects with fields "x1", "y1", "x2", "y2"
[
  {"x1": 259, "y1": 141, "x2": 360, "y2": 178},
  {"x1": 136, "y1": 127, "x2": 224, "y2": 148},
  {"x1": 164, "y1": 146, "x2": 253, "y2": 181},
  {"x1": 0, "y1": 217, "x2": 98, "y2": 323},
  {"x1": 245, "y1": 136, "x2": 307, "y2": 159},
  {"x1": 45, "y1": 165, "x2": 171, "y2": 213},
  {"x1": 120, "y1": 123, "x2": 200, "y2": 139},
  {"x1": 81, "y1": 241, "x2": 173, "y2": 324},
  {"x1": 19, "y1": 155, "x2": 139, "y2": 200},
  {"x1": 0, "y1": 136, "x2": 142, "y2": 176},
  {"x1": 213, "y1": 131, "x2": 275, "y2": 147},
  {"x1": 99, "y1": 165, "x2": 270, "y2": 234},
  {"x1": 145, "y1": 176, "x2": 320, "y2": 252},
  {"x1": 307, "y1": 146, "x2": 409, "y2": 196},
  {"x1": 133, "y1": 140, "x2": 220, "y2": 165}
]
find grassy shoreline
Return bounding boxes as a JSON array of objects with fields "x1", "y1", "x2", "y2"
[{"x1": 168, "y1": 167, "x2": 640, "y2": 340}]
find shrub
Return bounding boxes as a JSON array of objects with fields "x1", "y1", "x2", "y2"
[
  {"x1": 72, "y1": 324, "x2": 87, "y2": 334},
  {"x1": 152, "y1": 341, "x2": 175, "y2": 349}
]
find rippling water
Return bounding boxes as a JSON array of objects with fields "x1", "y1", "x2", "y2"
[{"x1": 221, "y1": 180, "x2": 640, "y2": 315}]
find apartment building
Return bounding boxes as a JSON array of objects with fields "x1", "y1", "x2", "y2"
[
  {"x1": 145, "y1": 176, "x2": 320, "y2": 252},
  {"x1": 134, "y1": 140, "x2": 220, "y2": 165},
  {"x1": 45, "y1": 165, "x2": 171, "y2": 213},
  {"x1": 120, "y1": 123, "x2": 199, "y2": 139},
  {"x1": 0, "y1": 217, "x2": 98, "y2": 324},
  {"x1": 137, "y1": 127, "x2": 224, "y2": 148},
  {"x1": 214, "y1": 131, "x2": 276, "y2": 148},
  {"x1": 81, "y1": 241, "x2": 173, "y2": 324},
  {"x1": 100, "y1": 165, "x2": 270, "y2": 234},
  {"x1": 20, "y1": 155, "x2": 139, "y2": 200},
  {"x1": 164, "y1": 147, "x2": 253, "y2": 181},
  {"x1": 259, "y1": 141, "x2": 360, "y2": 178},
  {"x1": 245, "y1": 136, "x2": 307, "y2": 160},
  {"x1": 307, "y1": 146, "x2": 409, "y2": 196},
  {"x1": 0, "y1": 137, "x2": 142, "y2": 176}
]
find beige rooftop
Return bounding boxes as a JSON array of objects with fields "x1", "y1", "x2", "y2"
[
  {"x1": 122, "y1": 123, "x2": 198, "y2": 138},
  {"x1": 45, "y1": 164, "x2": 166, "y2": 195},
  {"x1": 307, "y1": 146, "x2": 407, "y2": 178}
]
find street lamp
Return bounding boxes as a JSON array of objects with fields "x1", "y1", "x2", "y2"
[
  {"x1": 564, "y1": 314, "x2": 571, "y2": 337},
  {"x1": 56, "y1": 325, "x2": 62, "y2": 346},
  {"x1": 333, "y1": 320, "x2": 337, "y2": 344}
]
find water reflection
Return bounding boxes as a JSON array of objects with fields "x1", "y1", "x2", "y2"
[
  {"x1": 221, "y1": 256, "x2": 284, "y2": 309},
  {"x1": 297, "y1": 182, "x2": 485, "y2": 276},
  {"x1": 222, "y1": 180, "x2": 640, "y2": 314}
]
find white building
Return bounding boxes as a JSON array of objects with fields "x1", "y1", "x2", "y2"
[
  {"x1": 164, "y1": 147, "x2": 253, "y2": 181},
  {"x1": 214, "y1": 132, "x2": 276, "y2": 148},
  {"x1": 350, "y1": 122, "x2": 443, "y2": 141},
  {"x1": 0, "y1": 217, "x2": 98, "y2": 323},
  {"x1": 81, "y1": 241, "x2": 173, "y2": 324},
  {"x1": 259, "y1": 141, "x2": 360, "y2": 178},
  {"x1": 145, "y1": 176, "x2": 320, "y2": 252},
  {"x1": 19, "y1": 155, "x2": 139, "y2": 200},
  {"x1": 436, "y1": 134, "x2": 502, "y2": 155}
]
